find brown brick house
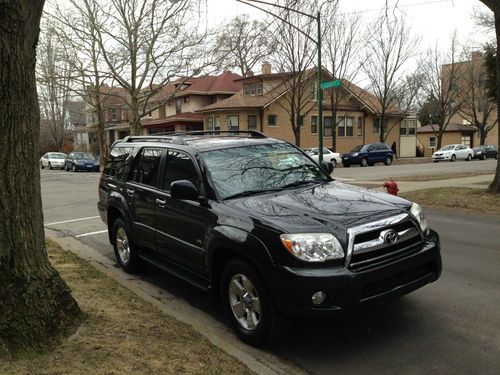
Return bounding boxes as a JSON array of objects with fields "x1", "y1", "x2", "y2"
[
  {"x1": 197, "y1": 66, "x2": 414, "y2": 155},
  {"x1": 417, "y1": 123, "x2": 477, "y2": 156}
]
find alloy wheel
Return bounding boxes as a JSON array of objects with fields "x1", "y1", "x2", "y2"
[
  {"x1": 228, "y1": 273, "x2": 261, "y2": 331},
  {"x1": 115, "y1": 227, "x2": 131, "y2": 264}
]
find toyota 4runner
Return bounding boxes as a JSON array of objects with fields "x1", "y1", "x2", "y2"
[{"x1": 97, "y1": 131, "x2": 442, "y2": 346}]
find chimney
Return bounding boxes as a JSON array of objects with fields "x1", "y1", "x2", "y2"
[
  {"x1": 261, "y1": 62, "x2": 272, "y2": 75},
  {"x1": 245, "y1": 68, "x2": 254, "y2": 77},
  {"x1": 471, "y1": 51, "x2": 483, "y2": 60}
]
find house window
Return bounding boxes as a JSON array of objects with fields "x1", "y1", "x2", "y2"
[
  {"x1": 184, "y1": 96, "x2": 190, "y2": 103},
  {"x1": 214, "y1": 116, "x2": 221, "y2": 131},
  {"x1": 244, "y1": 82, "x2": 263, "y2": 96},
  {"x1": 338, "y1": 116, "x2": 354, "y2": 137},
  {"x1": 244, "y1": 85, "x2": 250, "y2": 96},
  {"x1": 297, "y1": 115, "x2": 304, "y2": 127},
  {"x1": 311, "y1": 116, "x2": 318, "y2": 134},
  {"x1": 429, "y1": 137, "x2": 436, "y2": 148},
  {"x1": 308, "y1": 80, "x2": 316, "y2": 101},
  {"x1": 324, "y1": 116, "x2": 333, "y2": 137},
  {"x1": 250, "y1": 84, "x2": 256, "y2": 95},
  {"x1": 268, "y1": 114, "x2": 277, "y2": 127},
  {"x1": 373, "y1": 118, "x2": 387, "y2": 134},
  {"x1": 111, "y1": 108, "x2": 117, "y2": 121},
  {"x1": 207, "y1": 117, "x2": 214, "y2": 130},
  {"x1": 256, "y1": 83, "x2": 263, "y2": 95},
  {"x1": 248, "y1": 115, "x2": 257, "y2": 131},
  {"x1": 408, "y1": 119, "x2": 416, "y2": 135},
  {"x1": 357, "y1": 116, "x2": 364, "y2": 136},
  {"x1": 227, "y1": 115, "x2": 239, "y2": 130},
  {"x1": 176, "y1": 99, "x2": 182, "y2": 114},
  {"x1": 401, "y1": 118, "x2": 416, "y2": 136}
]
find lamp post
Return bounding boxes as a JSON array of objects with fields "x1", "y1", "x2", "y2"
[{"x1": 235, "y1": 0, "x2": 324, "y2": 162}]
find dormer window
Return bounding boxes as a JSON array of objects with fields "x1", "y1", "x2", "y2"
[{"x1": 244, "y1": 82, "x2": 263, "y2": 96}]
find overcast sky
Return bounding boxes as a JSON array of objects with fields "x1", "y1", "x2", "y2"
[{"x1": 206, "y1": 0, "x2": 493, "y2": 50}]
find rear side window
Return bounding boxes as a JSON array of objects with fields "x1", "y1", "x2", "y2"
[
  {"x1": 129, "y1": 148, "x2": 163, "y2": 187},
  {"x1": 104, "y1": 146, "x2": 133, "y2": 180},
  {"x1": 162, "y1": 150, "x2": 200, "y2": 192}
]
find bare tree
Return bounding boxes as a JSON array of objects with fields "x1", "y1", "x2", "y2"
[
  {"x1": 87, "y1": 0, "x2": 214, "y2": 136},
  {"x1": 420, "y1": 33, "x2": 464, "y2": 149},
  {"x1": 459, "y1": 50, "x2": 498, "y2": 145},
  {"x1": 476, "y1": 0, "x2": 500, "y2": 193},
  {"x1": 362, "y1": 7, "x2": 418, "y2": 142},
  {"x1": 267, "y1": 0, "x2": 318, "y2": 147},
  {"x1": 37, "y1": 22, "x2": 75, "y2": 151},
  {"x1": 322, "y1": 1, "x2": 364, "y2": 151},
  {"x1": 215, "y1": 14, "x2": 275, "y2": 76},
  {"x1": 0, "y1": 0, "x2": 82, "y2": 355}
]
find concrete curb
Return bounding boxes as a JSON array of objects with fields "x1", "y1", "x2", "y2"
[{"x1": 46, "y1": 229, "x2": 308, "y2": 375}]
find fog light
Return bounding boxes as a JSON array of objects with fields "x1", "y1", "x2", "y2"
[{"x1": 311, "y1": 291, "x2": 326, "y2": 305}]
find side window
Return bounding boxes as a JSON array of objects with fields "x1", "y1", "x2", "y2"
[
  {"x1": 104, "y1": 147, "x2": 133, "y2": 180},
  {"x1": 162, "y1": 150, "x2": 200, "y2": 192},
  {"x1": 128, "y1": 148, "x2": 163, "y2": 187}
]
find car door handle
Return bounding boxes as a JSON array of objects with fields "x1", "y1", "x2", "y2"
[
  {"x1": 126, "y1": 188, "x2": 135, "y2": 196},
  {"x1": 155, "y1": 198, "x2": 166, "y2": 207}
]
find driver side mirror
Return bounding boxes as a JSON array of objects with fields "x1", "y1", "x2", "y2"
[
  {"x1": 320, "y1": 161, "x2": 334, "y2": 174},
  {"x1": 170, "y1": 180, "x2": 199, "y2": 201}
]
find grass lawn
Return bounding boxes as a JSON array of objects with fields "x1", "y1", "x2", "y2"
[
  {"x1": 390, "y1": 171, "x2": 494, "y2": 182},
  {"x1": 0, "y1": 241, "x2": 252, "y2": 375},
  {"x1": 401, "y1": 188, "x2": 500, "y2": 214}
]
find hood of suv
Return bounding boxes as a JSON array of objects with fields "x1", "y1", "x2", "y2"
[{"x1": 223, "y1": 181, "x2": 411, "y2": 239}]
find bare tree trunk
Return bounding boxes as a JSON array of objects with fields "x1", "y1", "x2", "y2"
[
  {"x1": 95, "y1": 99, "x2": 108, "y2": 167},
  {"x1": 0, "y1": 0, "x2": 82, "y2": 355},
  {"x1": 488, "y1": 3, "x2": 500, "y2": 193}
]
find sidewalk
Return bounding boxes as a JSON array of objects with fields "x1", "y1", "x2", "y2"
[{"x1": 354, "y1": 174, "x2": 494, "y2": 193}]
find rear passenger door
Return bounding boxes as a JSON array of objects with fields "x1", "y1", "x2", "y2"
[
  {"x1": 124, "y1": 147, "x2": 164, "y2": 250},
  {"x1": 155, "y1": 149, "x2": 212, "y2": 274}
]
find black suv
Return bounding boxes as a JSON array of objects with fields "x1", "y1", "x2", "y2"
[{"x1": 98, "y1": 131, "x2": 442, "y2": 346}]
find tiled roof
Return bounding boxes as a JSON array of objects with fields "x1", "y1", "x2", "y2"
[
  {"x1": 342, "y1": 80, "x2": 403, "y2": 116},
  {"x1": 176, "y1": 71, "x2": 242, "y2": 95},
  {"x1": 141, "y1": 113, "x2": 203, "y2": 126},
  {"x1": 417, "y1": 124, "x2": 477, "y2": 133}
]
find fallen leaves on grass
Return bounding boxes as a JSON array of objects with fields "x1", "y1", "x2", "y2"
[
  {"x1": 401, "y1": 188, "x2": 500, "y2": 214},
  {"x1": 0, "y1": 241, "x2": 252, "y2": 375}
]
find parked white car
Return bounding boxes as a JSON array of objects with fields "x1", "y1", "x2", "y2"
[
  {"x1": 305, "y1": 147, "x2": 342, "y2": 167},
  {"x1": 40, "y1": 152, "x2": 67, "y2": 169},
  {"x1": 432, "y1": 144, "x2": 474, "y2": 162}
]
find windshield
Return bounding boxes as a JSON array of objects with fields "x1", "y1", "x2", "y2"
[
  {"x1": 472, "y1": 146, "x2": 483, "y2": 151},
  {"x1": 440, "y1": 146, "x2": 455, "y2": 151},
  {"x1": 48, "y1": 153, "x2": 66, "y2": 159},
  {"x1": 201, "y1": 143, "x2": 330, "y2": 199},
  {"x1": 350, "y1": 144, "x2": 368, "y2": 152},
  {"x1": 73, "y1": 153, "x2": 95, "y2": 160}
]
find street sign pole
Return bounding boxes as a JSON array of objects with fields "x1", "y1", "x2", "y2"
[{"x1": 317, "y1": 11, "x2": 323, "y2": 163}]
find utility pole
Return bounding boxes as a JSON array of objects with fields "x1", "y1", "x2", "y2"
[{"x1": 235, "y1": 0, "x2": 324, "y2": 161}]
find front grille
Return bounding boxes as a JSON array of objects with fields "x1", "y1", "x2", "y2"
[{"x1": 347, "y1": 215, "x2": 423, "y2": 272}]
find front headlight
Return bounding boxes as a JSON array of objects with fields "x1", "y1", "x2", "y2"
[
  {"x1": 410, "y1": 203, "x2": 428, "y2": 234},
  {"x1": 280, "y1": 233, "x2": 344, "y2": 262},
  {"x1": 476, "y1": 151, "x2": 482, "y2": 154},
  {"x1": 352, "y1": 152, "x2": 359, "y2": 156}
]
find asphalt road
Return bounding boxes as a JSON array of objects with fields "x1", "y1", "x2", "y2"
[
  {"x1": 332, "y1": 158, "x2": 497, "y2": 181},
  {"x1": 41, "y1": 167, "x2": 500, "y2": 374}
]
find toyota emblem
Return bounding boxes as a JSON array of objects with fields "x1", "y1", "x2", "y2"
[{"x1": 383, "y1": 229, "x2": 399, "y2": 244}]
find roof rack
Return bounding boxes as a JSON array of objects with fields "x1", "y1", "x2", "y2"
[{"x1": 121, "y1": 130, "x2": 267, "y2": 144}]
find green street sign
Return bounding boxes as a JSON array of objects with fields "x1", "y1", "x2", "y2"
[{"x1": 320, "y1": 80, "x2": 342, "y2": 90}]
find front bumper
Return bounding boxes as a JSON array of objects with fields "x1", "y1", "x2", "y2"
[
  {"x1": 75, "y1": 163, "x2": 99, "y2": 171},
  {"x1": 432, "y1": 154, "x2": 451, "y2": 160},
  {"x1": 270, "y1": 230, "x2": 442, "y2": 317}
]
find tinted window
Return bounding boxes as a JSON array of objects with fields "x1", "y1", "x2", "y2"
[
  {"x1": 162, "y1": 150, "x2": 200, "y2": 192},
  {"x1": 48, "y1": 153, "x2": 66, "y2": 159},
  {"x1": 104, "y1": 146, "x2": 133, "y2": 180},
  {"x1": 129, "y1": 148, "x2": 163, "y2": 187}
]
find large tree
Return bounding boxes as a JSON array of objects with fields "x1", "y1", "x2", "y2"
[
  {"x1": 0, "y1": 0, "x2": 82, "y2": 355},
  {"x1": 478, "y1": 0, "x2": 500, "y2": 194}
]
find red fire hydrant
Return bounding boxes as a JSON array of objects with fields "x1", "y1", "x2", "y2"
[{"x1": 384, "y1": 179, "x2": 399, "y2": 196}]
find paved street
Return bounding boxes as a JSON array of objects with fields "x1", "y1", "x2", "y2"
[
  {"x1": 333, "y1": 158, "x2": 497, "y2": 181},
  {"x1": 41, "y1": 167, "x2": 500, "y2": 374}
]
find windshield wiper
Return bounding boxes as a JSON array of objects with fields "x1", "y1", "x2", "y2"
[
  {"x1": 280, "y1": 180, "x2": 324, "y2": 190},
  {"x1": 223, "y1": 188, "x2": 280, "y2": 200}
]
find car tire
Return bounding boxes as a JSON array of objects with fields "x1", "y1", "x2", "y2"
[
  {"x1": 72, "y1": 164, "x2": 77, "y2": 172},
  {"x1": 330, "y1": 159, "x2": 337, "y2": 168},
  {"x1": 360, "y1": 157, "x2": 368, "y2": 167},
  {"x1": 466, "y1": 154, "x2": 472, "y2": 161},
  {"x1": 221, "y1": 259, "x2": 282, "y2": 347},
  {"x1": 495, "y1": 154, "x2": 498, "y2": 160},
  {"x1": 65, "y1": 164, "x2": 69, "y2": 171},
  {"x1": 112, "y1": 218, "x2": 142, "y2": 273},
  {"x1": 40, "y1": 162, "x2": 44, "y2": 169},
  {"x1": 48, "y1": 162, "x2": 52, "y2": 170},
  {"x1": 384, "y1": 156, "x2": 393, "y2": 166},
  {"x1": 482, "y1": 154, "x2": 487, "y2": 160},
  {"x1": 433, "y1": 160, "x2": 439, "y2": 163},
  {"x1": 450, "y1": 154, "x2": 456, "y2": 162}
]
